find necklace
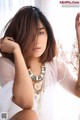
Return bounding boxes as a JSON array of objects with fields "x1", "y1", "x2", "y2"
[
  {"x1": 28, "y1": 64, "x2": 46, "y2": 82},
  {"x1": 28, "y1": 64, "x2": 46, "y2": 94}
]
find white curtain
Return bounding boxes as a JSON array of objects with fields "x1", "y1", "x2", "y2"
[{"x1": 0, "y1": 0, "x2": 34, "y2": 32}]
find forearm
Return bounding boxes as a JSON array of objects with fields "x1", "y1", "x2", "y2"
[
  {"x1": 0, "y1": 37, "x2": 34, "y2": 108},
  {"x1": 76, "y1": 31, "x2": 80, "y2": 52},
  {"x1": 78, "y1": 60, "x2": 80, "y2": 82},
  {"x1": 12, "y1": 47, "x2": 34, "y2": 109},
  {"x1": 75, "y1": 53, "x2": 80, "y2": 97},
  {"x1": 75, "y1": 29, "x2": 80, "y2": 96}
]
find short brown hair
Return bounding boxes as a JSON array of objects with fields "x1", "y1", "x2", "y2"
[{"x1": 2, "y1": 6, "x2": 57, "y2": 66}]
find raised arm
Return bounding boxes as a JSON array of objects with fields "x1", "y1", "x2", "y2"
[
  {"x1": 57, "y1": 13, "x2": 80, "y2": 97},
  {"x1": 0, "y1": 37, "x2": 34, "y2": 109},
  {"x1": 75, "y1": 13, "x2": 80, "y2": 97}
]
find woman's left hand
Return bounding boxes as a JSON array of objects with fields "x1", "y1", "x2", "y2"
[{"x1": 75, "y1": 13, "x2": 80, "y2": 52}]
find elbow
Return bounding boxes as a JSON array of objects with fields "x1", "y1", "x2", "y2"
[{"x1": 12, "y1": 96, "x2": 33, "y2": 109}]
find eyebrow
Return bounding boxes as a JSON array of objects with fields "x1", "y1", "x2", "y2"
[{"x1": 38, "y1": 27, "x2": 45, "y2": 30}]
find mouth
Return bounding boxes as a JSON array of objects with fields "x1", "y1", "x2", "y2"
[{"x1": 33, "y1": 47, "x2": 41, "y2": 50}]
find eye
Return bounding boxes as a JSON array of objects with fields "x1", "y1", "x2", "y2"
[{"x1": 39, "y1": 31, "x2": 44, "y2": 35}]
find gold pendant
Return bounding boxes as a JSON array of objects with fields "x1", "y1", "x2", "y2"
[{"x1": 33, "y1": 82, "x2": 42, "y2": 94}]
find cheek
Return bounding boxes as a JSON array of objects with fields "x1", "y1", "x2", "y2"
[
  {"x1": 39, "y1": 35, "x2": 47, "y2": 47},
  {"x1": 44, "y1": 36, "x2": 47, "y2": 46},
  {"x1": 41, "y1": 38, "x2": 47, "y2": 50}
]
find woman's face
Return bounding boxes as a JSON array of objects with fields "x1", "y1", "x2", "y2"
[{"x1": 32, "y1": 20, "x2": 48, "y2": 58}]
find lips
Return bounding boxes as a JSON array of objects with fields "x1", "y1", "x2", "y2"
[
  {"x1": 33, "y1": 47, "x2": 41, "y2": 50},
  {"x1": 33, "y1": 47, "x2": 41, "y2": 52}
]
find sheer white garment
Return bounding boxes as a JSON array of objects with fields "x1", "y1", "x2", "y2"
[{"x1": 0, "y1": 56, "x2": 79, "y2": 120}]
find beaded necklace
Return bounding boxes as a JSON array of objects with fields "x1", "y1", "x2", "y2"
[{"x1": 28, "y1": 64, "x2": 46, "y2": 94}]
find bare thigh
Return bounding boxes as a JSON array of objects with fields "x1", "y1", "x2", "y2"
[{"x1": 9, "y1": 109, "x2": 38, "y2": 120}]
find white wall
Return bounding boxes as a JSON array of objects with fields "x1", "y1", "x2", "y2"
[
  {"x1": 34, "y1": 0, "x2": 80, "y2": 50},
  {"x1": 0, "y1": 0, "x2": 34, "y2": 36}
]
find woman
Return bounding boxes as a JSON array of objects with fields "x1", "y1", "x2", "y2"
[{"x1": 0, "y1": 6, "x2": 80, "y2": 120}]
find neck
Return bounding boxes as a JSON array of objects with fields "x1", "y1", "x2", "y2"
[{"x1": 28, "y1": 57, "x2": 42, "y2": 76}]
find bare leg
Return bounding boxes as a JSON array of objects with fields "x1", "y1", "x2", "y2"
[{"x1": 9, "y1": 109, "x2": 38, "y2": 120}]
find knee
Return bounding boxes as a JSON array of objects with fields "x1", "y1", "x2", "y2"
[
  {"x1": 23, "y1": 109, "x2": 38, "y2": 120},
  {"x1": 10, "y1": 109, "x2": 38, "y2": 120}
]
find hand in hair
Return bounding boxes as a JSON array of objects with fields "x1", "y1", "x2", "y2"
[{"x1": 0, "y1": 37, "x2": 20, "y2": 53}]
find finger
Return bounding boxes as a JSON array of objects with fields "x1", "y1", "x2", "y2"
[
  {"x1": 75, "y1": 13, "x2": 80, "y2": 29},
  {"x1": 7, "y1": 37, "x2": 14, "y2": 41},
  {"x1": 0, "y1": 38, "x2": 3, "y2": 44},
  {"x1": 0, "y1": 44, "x2": 1, "y2": 49},
  {"x1": 76, "y1": 13, "x2": 80, "y2": 22},
  {"x1": 0, "y1": 40, "x2": 1, "y2": 44},
  {"x1": 0, "y1": 39, "x2": 2, "y2": 50}
]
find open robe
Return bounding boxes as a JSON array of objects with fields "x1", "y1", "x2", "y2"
[{"x1": 0, "y1": 56, "x2": 80, "y2": 120}]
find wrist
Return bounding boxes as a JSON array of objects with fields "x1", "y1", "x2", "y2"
[
  {"x1": 76, "y1": 52, "x2": 80, "y2": 60},
  {"x1": 75, "y1": 83, "x2": 80, "y2": 97},
  {"x1": 13, "y1": 45, "x2": 21, "y2": 54}
]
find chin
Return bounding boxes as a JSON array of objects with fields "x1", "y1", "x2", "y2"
[{"x1": 33, "y1": 53, "x2": 43, "y2": 58}]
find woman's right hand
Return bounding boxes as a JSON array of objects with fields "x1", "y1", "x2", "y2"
[{"x1": 0, "y1": 37, "x2": 20, "y2": 53}]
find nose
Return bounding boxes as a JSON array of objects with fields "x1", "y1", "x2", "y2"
[{"x1": 34, "y1": 36, "x2": 39, "y2": 45}]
